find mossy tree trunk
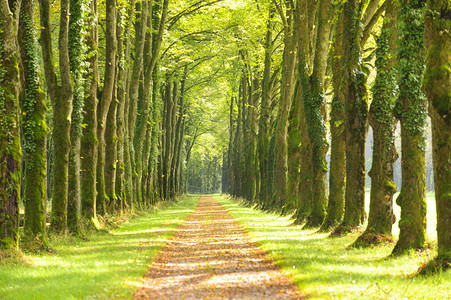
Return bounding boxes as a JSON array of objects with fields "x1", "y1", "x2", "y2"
[
  {"x1": 300, "y1": 0, "x2": 333, "y2": 228},
  {"x1": 127, "y1": 0, "x2": 148, "y2": 208},
  {"x1": 320, "y1": 8, "x2": 345, "y2": 232},
  {"x1": 0, "y1": 0, "x2": 21, "y2": 249},
  {"x1": 423, "y1": 0, "x2": 450, "y2": 266},
  {"x1": 287, "y1": 84, "x2": 301, "y2": 214},
  {"x1": 257, "y1": 6, "x2": 274, "y2": 207},
  {"x1": 148, "y1": 68, "x2": 162, "y2": 204},
  {"x1": 274, "y1": 1, "x2": 296, "y2": 208},
  {"x1": 162, "y1": 81, "x2": 174, "y2": 200},
  {"x1": 18, "y1": 0, "x2": 49, "y2": 247},
  {"x1": 233, "y1": 85, "x2": 243, "y2": 198},
  {"x1": 248, "y1": 78, "x2": 259, "y2": 204},
  {"x1": 96, "y1": 0, "x2": 117, "y2": 215},
  {"x1": 104, "y1": 78, "x2": 118, "y2": 211},
  {"x1": 392, "y1": 0, "x2": 427, "y2": 255},
  {"x1": 81, "y1": 0, "x2": 99, "y2": 224},
  {"x1": 295, "y1": 0, "x2": 313, "y2": 222},
  {"x1": 173, "y1": 69, "x2": 187, "y2": 198},
  {"x1": 227, "y1": 97, "x2": 235, "y2": 195},
  {"x1": 332, "y1": 0, "x2": 368, "y2": 235},
  {"x1": 67, "y1": 0, "x2": 87, "y2": 234},
  {"x1": 115, "y1": 1, "x2": 135, "y2": 213},
  {"x1": 39, "y1": 0, "x2": 74, "y2": 233},
  {"x1": 355, "y1": 0, "x2": 398, "y2": 246},
  {"x1": 134, "y1": 4, "x2": 154, "y2": 207},
  {"x1": 168, "y1": 81, "x2": 179, "y2": 200}
]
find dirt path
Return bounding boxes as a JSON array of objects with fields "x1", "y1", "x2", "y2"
[{"x1": 133, "y1": 195, "x2": 303, "y2": 299}]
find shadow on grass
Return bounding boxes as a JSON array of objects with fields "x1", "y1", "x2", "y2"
[
  {"x1": 214, "y1": 195, "x2": 451, "y2": 300},
  {"x1": 0, "y1": 196, "x2": 199, "y2": 300}
]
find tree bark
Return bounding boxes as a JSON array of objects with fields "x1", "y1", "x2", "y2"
[
  {"x1": 18, "y1": 0, "x2": 49, "y2": 247},
  {"x1": 287, "y1": 84, "x2": 301, "y2": 214},
  {"x1": 67, "y1": 0, "x2": 86, "y2": 234},
  {"x1": 423, "y1": 0, "x2": 450, "y2": 266},
  {"x1": 96, "y1": 0, "x2": 117, "y2": 215},
  {"x1": 115, "y1": 1, "x2": 134, "y2": 213},
  {"x1": 274, "y1": 0, "x2": 296, "y2": 208},
  {"x1": 81, "y1": 0, "x2": 99, "y2": 224},
  {"x1": 0, "y1": 0, "x2": 21, "y2": 249},
  {"x1": 38, "y1": 0, "x2": 74, "y2": 233},
  {"x1": 354, "y1": 0, "x2": 398, "y2": 246},
  {"x1": 392, "y1": 0, "x2": 427, "y2": 255},
  {"x1": 320, "y1": 7, "x2": 346, "y2": 231},
  {"x1": 332, "y1": 0, "x2": 368, "y2": 235},
  {"x1": 257, "y1": 6, "x2": 274, "y2": 206}
]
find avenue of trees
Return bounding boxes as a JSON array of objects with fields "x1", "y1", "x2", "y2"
[
  {"x1": 0, "y1": 0, "x2": 449, "y2": 273},
  {"x1": 0, "y1": 0, "x2": 219, "y2": 251},
  {"x1": 221, "y1": 0, "x2": 450, "y2": 270}
]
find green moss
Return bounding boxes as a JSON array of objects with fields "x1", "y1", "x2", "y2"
[{"x1": 0, "y1": 15, "x2": 22, "y2": 250}]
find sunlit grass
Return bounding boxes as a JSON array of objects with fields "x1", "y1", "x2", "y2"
[
  {"x1": 0, "y1": 195, "x2": 199, "y2": 300},
  {"x1": 214, "y1": 194, "x2": 450, "y2": 299}
]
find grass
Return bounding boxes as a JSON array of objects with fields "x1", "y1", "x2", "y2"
[
  {"x1": 0, "y1": 195, "x2": 199, "y2": 300},
  {"x1": 214, "y1": 194, "x2": 451, "y2": 300},
  {"x1": 368, "y1": 191, "x2": 437, "y2": 241}
]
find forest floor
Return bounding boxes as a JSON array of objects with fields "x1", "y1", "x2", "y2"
[
  {"x1": 134, "y1": 195, "x2": 303, "y2": 299},
  {"x1": 2, "y1": 194, "x2": 450, "y2": 299}
]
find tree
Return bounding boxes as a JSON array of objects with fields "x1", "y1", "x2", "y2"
[
  {"x1": 19, "y1": 0, "x2": 49, "y2": 247},
  {"x1": 68, "y1": 0, "x2": 87, "y2": 234},
  {"x1": 295, "y1": 0, "x2": 334, "y2": 227},
  {"x1": 0, "y1": 0, "x2": 21, "y2": 249},
  {"x1": 81, "y1": 0, "x2": 99, "y2": 225},
  {"x1": 354, "y1": 0, "x2": 398, "y2": 246},
  {"x1": 273, "y1": 0, "x2": 297, "y2": 209},
  {"x1": 257, "y1": 5, "x2": 276, "y2": 207},
  {"x1": 320, "y1": 7, "x2": 346, "y2": 232},
  {"x1": 422, "y1": 0, "x2": 450, "y2": 269},
  {"x1": 115, "y1": 0, "x2": 136, "y2": 212},
  {"x1": 96, "y1": 0, "x2": 117, "y2": 215},
  {"x1": 332, "y1": 0, "x2": 369, "y2": 235},
  {"x1": 392, "y1": 0, "x2": 427, "y2": 255},
  {"x1": 39, "y1": 0, "x2": 74, "y2": 233}
]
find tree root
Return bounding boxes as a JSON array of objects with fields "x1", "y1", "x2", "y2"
[{"x1": 351, "y1": 232, "x2": 394, "y2": 248}]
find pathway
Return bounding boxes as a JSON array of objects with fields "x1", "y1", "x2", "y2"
[{"x1": 134, "y1": 195, "x2": 303, "y2": 299}]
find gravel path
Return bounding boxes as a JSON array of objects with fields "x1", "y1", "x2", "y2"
[{"x1": 134, "y1": 195, "x2": 303, "y2": 299}]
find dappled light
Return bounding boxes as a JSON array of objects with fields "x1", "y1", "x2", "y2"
[
  {"x1": 0, "y1": 0, "x2": 449, "y2": 298},
  {"x1": 134, "y1": 196, "x2": 303, "y2": 299}
]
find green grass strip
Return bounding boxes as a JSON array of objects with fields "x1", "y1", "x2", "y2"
[
  {"x1": 214, "y1": 194, "x2": 451, "y2": 299},
  {"x1": 0, "y1": 195, "x2": 199, "y2": 300}
]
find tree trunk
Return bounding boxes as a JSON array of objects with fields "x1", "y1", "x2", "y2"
[
  {"x1": 423, "y1": 0, "x2": 451, "y2": 268},
  {"x1": 81, "y1": 0, "x2": 99, "y2": 224},
  {"x1": 127, "y1": 0, "x2": 148, "y2": 206},
  {"x1": 274, "y1": 2, "x2": 296, "y2": 208},
  {"x1": 354, "y1": 0, "x2": 398, "y2": 246},
  {"x1": 320, "y1": 8, "x2": 345, "y2": 232},
  {"x1": 227, "y1": 97, "x2": 235, "y2": 195},
  {"x1": 39, "y1": 0, "x2": 74, "y2": 233},
  {"x1": 257, "y1": 6, "x2": 274, "y2": 206},
  {"x1": 115, "y1": 1, "x2": 135, "y2": 213},
  {"x1": 96, "y1": 0, "x2": 117, "y2": 215},
  {"x1": 67, "y1": 0, "x2": 86, "y2": 234},
  {"x1": 0, "y1": 0, "x2": 21, "y2": 249},
  {"x1": 104, "y1": 77, "x2": 118, "y2": 210},
  {"x1": 392, "y1": 0, "x2": 427, "y2": 255},
  {"x1": 162, "y1": 81, "x2": 174, "y2": 200},
  {"x1": 19, "y1": 0, "x2": 49, "y2": 247},
  {"x1": 304, "y1": 0, "x2": 333, "y2": 228},
  {"x1": 247, "y1": 78, "x2": 259, "y2": 203},
  {"x1": 332, "y1": 0, "x2": 368, "y2": 235},
  {"x1": 233, "y1": 87, "x2": 243, "y2": 198},
  {"x1": 287, "y1": 84, "x2": 301, "y2": 214}
]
